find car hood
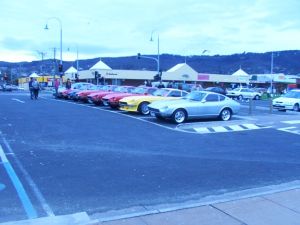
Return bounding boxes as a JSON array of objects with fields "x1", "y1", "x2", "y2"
[
  {"x1": 103, "y1": 92, "x2": 133, "y2": 99},
  {"x1": 273, "y1": 96, "x2": 299, "y2": 103},
  {"x1": 148, "y1": 99, "x2": 189, "y2": 109},
  {"x1": 122, "y1": 95, "x2": 180, "y2": 103}
]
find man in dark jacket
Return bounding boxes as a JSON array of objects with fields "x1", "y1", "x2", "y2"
[{"x1": 28, "y1": 77, "x2": 34, "y2": 99}]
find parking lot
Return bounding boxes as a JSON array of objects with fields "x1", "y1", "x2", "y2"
[{"x1": 0, "y1": 91, "x2": 300, "y2": 223}]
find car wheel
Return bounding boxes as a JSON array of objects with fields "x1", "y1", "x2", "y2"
[
  {"x1": 254, "y1": 95, "x2": 260, "y2": 100},
  {"x1": 172, "y1": 109, "x2": 186, "y2": 124},
  {"x1": 219, "y1": 108, "x2": 232, "y2": 121},
  {"x1": 293, "y1": 103, "x2": 300, "y2": 112},
  {"x1": 238, "y1": 95, "x2": 243, "y2": 101},
  {"x1": 138, "y1": 102, "x2": 150, "y2": 115}
]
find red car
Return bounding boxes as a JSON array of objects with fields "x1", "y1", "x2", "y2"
[
  {"x1": 60, "y1": 82, "x2": 92, "y2": 99},
  {"x1": 87, "y1": 85, "x2": 119, "y2": 105},
  {"x1": 102, "y1": 86, "x2": 158, "y2": 108},
  {"x1": 76, "y1": 85, "x2": 104, "y2": 102}
]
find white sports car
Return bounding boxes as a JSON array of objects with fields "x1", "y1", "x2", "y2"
[
  {"x1": 148, "y1": 91, "x2": 240, "y2": 124},
  {"x1": 272, "y1": 89, "x2": 300, "y2": 111}
]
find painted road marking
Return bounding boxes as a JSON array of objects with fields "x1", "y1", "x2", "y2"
[
  {"x1": 242, "y1": 124, "x2": 260, "y2": 129},
  {"x1": 277, "y1": 127, "x2": 300, "y2": 135},
  {"x1": 211, "y1": 126, "x2": 228, "y2": 132},
  {"x1": 228, "y1": 125, "x2": 245, "y2": 131},
  {"x1": 193, "y1": 124, "x2": 265, "y2": 134},
  {"x1": 0, "y1": 135, "x2": 54, "y2": 217},
  {"x1": 194, "y1": 127, "x2": 211, "y2": 133},
  {"x1": 281, "y1": 120, "x2": 300, "y2": 124},
  {"x1": 12, "y1": 98, "x2": 25, "y2": 103},
  {"x1": 0, "y1": 144, "x2": 37, "y2": 219}
]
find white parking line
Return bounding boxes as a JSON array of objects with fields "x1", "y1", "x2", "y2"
[{"x1": 12, "y1": 98, "x2": 25, "y2": 103}]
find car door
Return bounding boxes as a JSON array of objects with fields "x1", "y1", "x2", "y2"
[
  {"x1": 240, "y1": 88, "x2": 250, "y2": 99},
  {"x1": 197, "y1": 93, "x2": 220, "y2": 117}
]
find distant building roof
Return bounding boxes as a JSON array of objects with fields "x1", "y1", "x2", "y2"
[
  {"x1": 167, "y1": 63, "x2": 186, "y2": 72},
  {"x1": 90, "y1": 60, "x2": 112, "y2": 70},
  {"x1": 65, "y1": 66, "x2": 77, "y2": 74},
  {"x1": 29, "y1": 72, "x2": 39, "y2": 78},
  {"x1": 232, "y1": 68, "x2": 249, "y2": 76}
]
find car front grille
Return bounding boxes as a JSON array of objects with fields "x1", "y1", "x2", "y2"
[{"x1": 119, "y1": 102, "x2": 127, "y2": 107}]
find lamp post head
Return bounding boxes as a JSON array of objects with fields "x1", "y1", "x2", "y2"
[{"x1": 44, "y1": 24, "x2": 49, "y2": 30}]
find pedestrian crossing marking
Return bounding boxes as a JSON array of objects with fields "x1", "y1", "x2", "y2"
[
  {"x1": 193, "y1": 123, "x2": 264, "y2": 134},
  {"x1": 212, "y1": 126, "x2": 228, "y2": 132},
  {"x1": 242, "y1": 124, "x2": 260, "y2": 129},
  {"x1": 228, "y1": 125, "x2": 244, "y2": 131},
  {"x1": 281, "y1": 120, "x2": 300, "y2": 124},
  {"x1": 194, "y1": 127, "x2": 211, "y2": 133}
]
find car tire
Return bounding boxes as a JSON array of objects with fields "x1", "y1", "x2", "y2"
[
  {"x1": 238, "y1": 95, "x2": 243, "y2": 101},
  {"x1": 172, "y1": 109, "x2": 187, "y2": 124},
  {"x1": 138, "y1": 102, "x2": 150, "y2": 115},
  {"x1": 293, "y1": 103, "x2": 300, "y2": 112},
  {"x1": 219, "y1": 108, "x2": 232, "y2": 121},
  {"x1": 254, "y1": 95, "x2": 260, "y2": 100}
]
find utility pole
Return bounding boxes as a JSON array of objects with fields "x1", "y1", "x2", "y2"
[
  {"x1": 50, "y1": 47, "x2": 57, "y2": 85},
  {"x1": 37, "y1": 51, "x2": 47, "y2": 74}
]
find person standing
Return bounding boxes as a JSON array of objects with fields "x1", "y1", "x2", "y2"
[
  {"x1": 28, "y1": 77, "x2": 34, "y2": 99},
  {"x1": 32, "y1": 78, "x2": 40, "y2": 100},
  {"x1": 66, "y1": 79, "x2": 72, "y2": 90},
  {"x1": 157, "y1": 81, "x2": 165, "y2": 88},
  {"x1": 54, "y1": 78, "x2": 60, "y2": 97}
]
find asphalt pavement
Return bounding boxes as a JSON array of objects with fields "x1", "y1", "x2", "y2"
[{"x1": 0, "y1": 92, "x2": 300, "y2": 224}]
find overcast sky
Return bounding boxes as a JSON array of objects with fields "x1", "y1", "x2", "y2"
[{"x1": 0, "y1": 0, "x2": 300, "y2": 62}]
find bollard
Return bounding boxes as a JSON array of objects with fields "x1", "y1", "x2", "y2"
[
  {"x1": 248, "y1": 98, "x2": 253, "y2": 115},
  {"x1": 269, "y1": 98, "x2": 273, "y2": 113}
]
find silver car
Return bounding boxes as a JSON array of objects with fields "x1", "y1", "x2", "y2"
[
  {"x1": 226, "y1": 88, "x2": 261, "y2": 100},
  {"x1": 148, "y1": 91, "x2": 240, "y2": 124}
]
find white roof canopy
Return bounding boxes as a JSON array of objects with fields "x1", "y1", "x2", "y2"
[
  {"x1": 29, "y1": 72, "x2": 40, "y2": 78},
  {"x1": 90, "y1": 60, "x2": 112, "y2": 70},
  {"x1": 232, "y1": 68, "x2": 249, "y2": 76},
  {"x1": 65, "y1": 66, "x2": 78, "y2": 74}
]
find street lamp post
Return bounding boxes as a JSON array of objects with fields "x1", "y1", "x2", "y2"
[
  {"x1": 270, "y1": 51, "x2": 274, "y2": 96},
  {"x1": 44, "y1": 17, "x2": 63, "y2": 85},
  {"x1": 150, "y1": 31, "x2": 160, "y2": 79}
]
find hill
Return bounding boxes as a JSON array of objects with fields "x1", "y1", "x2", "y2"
[{"x1": 1, "y1": 50, "x2": 300, "y2": 82}]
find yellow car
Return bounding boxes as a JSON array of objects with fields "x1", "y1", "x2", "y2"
[{"x1": 119, "y1": 88, "x2": 188, "y2": 115}]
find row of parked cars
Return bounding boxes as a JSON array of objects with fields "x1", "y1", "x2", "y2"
[{"x1": 55, "y1": 82, "x2": 241, "y2": 124}]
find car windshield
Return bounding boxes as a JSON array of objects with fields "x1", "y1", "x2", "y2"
[
  {"x1": 183, "y1": 92, "x2": 207, "y2": 101},
  {"x1": 153, "y1": 89, "x2": 169, "y2": 96},
  {"x1": 283, "y1": 91, "x2": 300, "y2": 98},
  {"x1": 114, "y1": 86, "x2": 125, "y2": 92},
  {"x1": 132, "y1": 87, "x2": 146, "y2": 94}
]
